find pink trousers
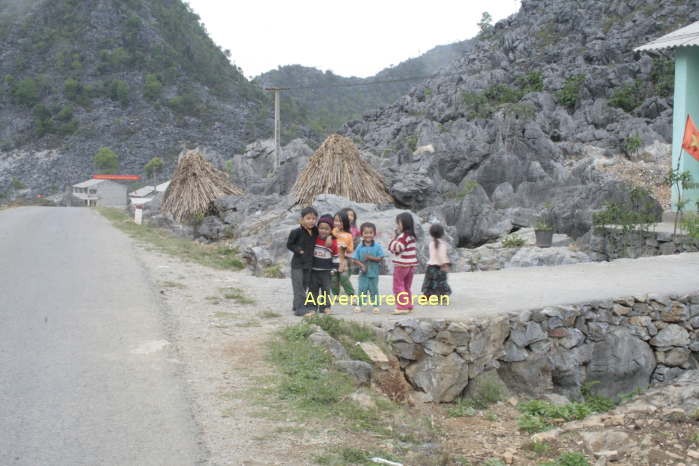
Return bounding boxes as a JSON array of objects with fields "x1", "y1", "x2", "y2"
[{"x1": 393, "y1": 266, "x2": 415, "y2": 310}]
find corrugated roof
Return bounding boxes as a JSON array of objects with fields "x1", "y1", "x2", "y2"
[
  {"x1": 635, "y1": 21, "x2": 699, "y2": 52},
  {"x1": 156, "y1": 180, "x2": 171, "y2": 192},
  {"x1": 73, "y1": 179, "x2": 105, "y2": 188},
  {"x1": 129, "y1": 185, "x2": 155, "y2": 197}
]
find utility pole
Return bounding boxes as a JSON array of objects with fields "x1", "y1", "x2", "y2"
[{"x1": 264, "y1": 87, "x2": 288, "y2": 173}]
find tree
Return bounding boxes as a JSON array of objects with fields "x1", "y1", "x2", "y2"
[
  {"x1": 478, "y1": 11, "x2": 494, "y2": 36},
  {"x1": 144, "y1": 157, "x2": 164, "y2": 183},
  {"x1": 94, "y1": 147, "x2": 119, "y2": 174}
]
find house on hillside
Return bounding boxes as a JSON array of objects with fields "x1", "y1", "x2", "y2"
[
  {"x1": 72, "y1": 179, "x2": 127, "y2": 207},
  {"x1": 128, "y1": 180, "x2": 171, "y2": 207}
]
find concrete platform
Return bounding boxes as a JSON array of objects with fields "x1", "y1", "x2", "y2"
[{"x1": 327, "y1": 252, "x2": 699, "y2": 322}]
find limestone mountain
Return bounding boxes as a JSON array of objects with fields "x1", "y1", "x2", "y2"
[
  {"x1": 340, "y1": 0, "x2": 696, "y2": 244},
  {"x1": 0, "y1": 0, "x2": 272, "y2": 194},
  {"x1": 255, "y1": 40, "x2": 472, "y2": 138}
]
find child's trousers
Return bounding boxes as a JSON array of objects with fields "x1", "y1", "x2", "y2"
[
  {"x1": 331, "y1": 269, "x2": 355, "y2": 295},
  {"x1": 291, "y1": 267, "x2": 311, "y2": 315},
  {"x1": 357, "y1": 274, "x2": 379, "y2": 306},
  {"x1": 392, "y1": 266, "x2": 415, "y2": 310}
]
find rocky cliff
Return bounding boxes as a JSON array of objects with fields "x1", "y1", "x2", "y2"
[
  {"x1": 340, "y1": 0, "x2": 695, "y2": 243},
  {"x1": 0, "y1": 0, "x2": 272, "y2": 194}
]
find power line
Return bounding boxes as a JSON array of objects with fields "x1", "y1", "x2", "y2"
[{"x1": 265, "y1": 71, "x2": 465, "y2": 91}]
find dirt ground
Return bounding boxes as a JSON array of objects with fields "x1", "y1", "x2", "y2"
[{"x1": 134, "y1": 241, "x2": 699, "y2": 466}]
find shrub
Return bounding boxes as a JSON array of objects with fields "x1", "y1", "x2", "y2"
[
  {"x1": 12, "y1": 77, "x2": 40, "y2": 106},
  {"x1": 502, "y1": 234, "x2": 525, "y2": 248},
  {"x1": 556, "y1": 74, "x2": 586, "y2": 110},
  {"x1": 107, "y1": 80, "x2": 129, "y2": 106},
  {"x1": 484, "y1": 83, "x2": 524, "y2": 105},
  {"x1": 609, "y1": 82, "x2": 642, "y2": 113},
  {"x1": 681, "y1": 213, "x2": 699, "y2": 240},
  {"x1": 56, "y1": 105, "x2": 74, "y2": 122},
  {"x1": 143, "y1": 74, "x2": 163, "y2": 101},
  {"x1": 517, "y1": 71, "x2": 544, "y2": 93},
  {"x1": 63, "y1": 78, "x2": 81, "y2": 101},
  {"x1": 623, "y1": 136, "x2": 642, "y2": 157},
  {"x1": 94, "y1": 147, "x2": 119, "y2": 174}
]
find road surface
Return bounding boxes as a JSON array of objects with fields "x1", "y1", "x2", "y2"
[{"x1": 0, "y1": 207, "x2": 205, "y2": 465}]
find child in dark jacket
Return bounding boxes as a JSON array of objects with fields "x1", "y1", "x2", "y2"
[
  {"x1": 308, "y1": 215, "x2": 339, "y2": 316},
  {"x1": 286, "y1": 207, "x2": 318, "y2": 316}
]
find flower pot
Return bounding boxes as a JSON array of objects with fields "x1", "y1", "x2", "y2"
[{"x1": 535, "y1": 229, "x2": 553, "y2": 248}]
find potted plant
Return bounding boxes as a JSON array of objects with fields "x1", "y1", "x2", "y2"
[{"x1": 534, "y1": 204, "x2": 555, "y2": 248}]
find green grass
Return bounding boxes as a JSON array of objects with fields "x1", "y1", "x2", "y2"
[
  {"x1": 541, "y1": 452, "x2": 590, "y2": 466},
  {"x1": 261, "y1": 264, "x2": 285, "y2": 278},
  {"x1": 516, "y1": 388, "x2": 616, "y2": 434},
  {"x1": 525, "y1": 440, "x2": 551, "y2": 455},
  {"x1": 260, "y1": 310, "x2": 282, "y2": 319},
  {"x1": 448, "y1": 371, "x2": 506, "y2": 416},
  {"x1": 314, "y1": 447, "x2": 401, "y2": 465},
  {"x1": 220, "y1": 287, "x2": 256, "y2": 305},
  {"x1": 97, "y1": 207, "x2": 245, "y2": 270},
  {"x1": 159, "y1": 280, "x2": 186, "y2": 289}
]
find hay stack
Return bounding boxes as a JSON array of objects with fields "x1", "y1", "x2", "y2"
[
  {"x1": 162, "y1": 149, "x2": 243, "y2": 222},
  {"x1": 292, "y1": 134, "x2": 392, "y2": 205}
]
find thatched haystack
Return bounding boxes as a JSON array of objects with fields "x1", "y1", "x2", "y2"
[
  {"x1": 292, "y1": 134, "x2": 392, "y2": 205},
  {"x1": 162, "y1": 149, "x2": 243, "y2": 222}
]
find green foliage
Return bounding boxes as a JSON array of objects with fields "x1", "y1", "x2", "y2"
[
  {"x1": 484, "y1": 84, "x2": 524, "y2": 105},
  {"x1": 143, "y1": 74, "x2": 163, "y2": 101},
  {"x1": 478, "y1": 11, "x2": 494, "y2": 37},
  {"x1": 681, "y1": 213, "x2": 699, "y2": 240},
  {"x1": 450, "y1": 180, "x2": 479, "y2": 199},
  {"x1": 592, "y1": 185, "x2": 657, "y2": 241},
  {"x1": 10, "y1": 177, "x2": 26, "y2": 191},
  {"x1": 56, "y1": 105, "x2": 74, "y2": 122},
  {"x1": 447, "y1": 400, "x2": 477, "y2": 418},
  {"x1": 609, "y1": 82, "x2": 642, "y2": 113},
  {"x1": 105, "y1": 80, "x2": 129, "y2": 106},
  {"x1": 556, "y1": 74, "x2": 586, "y2": 110},
  {"x1": 516, "y1": 71, "x2": 544, "y2": 93},
  {"x1": 262, "y1": 264, "x2": 284, "y2": 278},
  {"x1": 541, "y1": 452, "x2": 591, "y2": 466},
  {"x1": 94, "y1": 147, "x2": 119, "y2": 174},
  {"x1": 517, "y1": 389, "x2": 616, "y2": 434},
  {"x1": 502, "y1": 234, "x2": 525, "y2": 248},
  {"x1": 304, "y1": 314, "x2": 375, "y2": 343},
  {"x1": 167, "y1": 90, "x2": 205, "y2": 116},
  {"x1": 63, "y1": 78, "x2": 81, "y2": 100},
  {"x1": 144, "y1": 157, "x2": 164, "y2": 180},
  {"x1": 463, "y1": 91, "x2": 492, "y2": 119},
  {"x1": 33, "y1": 103, "x2": 53, "y2": 136},
  {"x1": 97, "y1": 47, "x2": 131, "y2": 73},
  {"x1": 623, "y1": 136, "x2": 642, "y2": 157},
  {"x1": 651, "y1": 58, "x2": 674, "y2": 97},
  {"x1": 664, "y1": 167, "x2": 697, "y2": 235},
  {"x1": 11, "y1": 77, "x2": 40, "y2": 106}
]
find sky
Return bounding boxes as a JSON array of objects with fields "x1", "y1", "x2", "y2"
[{"x1": 186, "y1": 0, "x2": 522, "y2": 79}]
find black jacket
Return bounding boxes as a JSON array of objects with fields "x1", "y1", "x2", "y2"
[{"x1": 287, "y1": 226, "x2": 317, "y2": 269}]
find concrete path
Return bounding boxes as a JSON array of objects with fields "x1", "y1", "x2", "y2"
[
  {"x1": 330, "y1": 251, "x2": 699, "y2": 322},
  {"x1": 0, "y1": 207, "x2": 205, "y2": 466}
]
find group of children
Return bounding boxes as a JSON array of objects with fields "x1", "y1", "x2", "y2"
[{"x1": 286, "y1": 206, "x2": 452, "y2": 317}]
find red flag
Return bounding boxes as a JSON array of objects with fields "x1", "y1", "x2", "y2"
[{"x1": 682, "y1": 115, "x2": 699, "y2": 162}]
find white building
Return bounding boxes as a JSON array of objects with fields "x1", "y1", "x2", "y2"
[
  {"x1": 128, "y1": 180, "x2": 171, "y2": 207},
  {"x1": 72, "y1": 179, "x2": 127, "y2": 208}
]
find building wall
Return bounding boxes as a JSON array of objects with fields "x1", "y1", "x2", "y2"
[
  {"x1": 672, "y1": 47, "x2": 699, "y2": 210},
  {"x1": 96, "y1": 180, "x2": 127, "y2": 208}
]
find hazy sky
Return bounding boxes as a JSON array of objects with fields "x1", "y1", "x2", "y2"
[{"x1": 186, "y1": 0, "x2": 522, "y2": 79}]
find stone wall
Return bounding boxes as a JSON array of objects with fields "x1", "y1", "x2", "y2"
[
  {"x1": 379, "y1": 292, "x2": 699, "y2": 403},
  {"x1": 589, "y1": 228, "x2": 699, "y2": 261}
]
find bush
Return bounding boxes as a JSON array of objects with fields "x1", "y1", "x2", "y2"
[
  {"x1": 502, "y1": 234, "x2": 525, "y2": 248},
  {"x1": 623, "y1": 136, "x2": 642, "y2": 157},
  {"x1": 517, "y1": 71, "x2": 544, "y2": 93},
  {"x1": 143, "y1": 74, "x2": 163, "y2": 101},
  {"x1": 609, "y1": 83, "x2": 642, "y2": 113},
  {"x1": 56, "y1": 105, "x2": 74, "y2": 122},
  {"x1": 12, "y1": 77, "x2": 40, "y2": 106},
  {"x1": 64, "y1": 78, "x2": 82, "y2": 101},
  {"x1": 94, "y1": 147, "x2": 119, "y2": 174},
  {"x1": 556, "y1": 74, "x2": 585, "y2": 110},
  {"x1": 484, "y1": 83, "x2": 524, "y2": 105}
]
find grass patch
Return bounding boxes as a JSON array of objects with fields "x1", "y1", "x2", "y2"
[
  {"x1": 262, "y1": 264, "x2": 285, "y2": 278},
  {"x1": 220, "y1": 287, "x2": 256, "y2": 305},
  {"x1": 213, "y1": 311, "x2": 237, "y2": 319},
  {"x1": 97, "y1": 207, "x2": 245, "y2": 270},
  {"x1": 159, "y1": 280, "x2": 186, "y2": 289},
  {"x1": 449, "y1": 371, "x2": 506, "y2": 415},
  {"x1": 314, "y1": 447, "x2": 401, "y2": 465},
  {"x1": 502, "y1": 234, "x2": 525, "y2": 248},
  {"x1": 525, "y1": 440, "x2": 551, "y2": 455},
  {"x1": 205, "y1": 296, "x2": 221, "y2": 305},
  {"x1": 260, "y1": 310, "x2": 282, "y2": 319},
  {"x1": 541, "y1": 452, "x2": 590, "y2": 466},
  {"x1": 517, "y1": 387, "x2": 616, "y2": 434},
  {"x1": 236, "y1": 320, "x2": 261, "y2": 328}
]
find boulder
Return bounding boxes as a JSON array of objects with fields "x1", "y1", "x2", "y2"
[
  {"x1": 405, "y1": 352, "x2": 470, "y2": 402},
  {"x1": 650, "y1": 324, "x2": 690, "y2": 347},
  {"x1": 498, "y1": 353, "x2": 554, "y2": 397},
  {"x1": 586, "y1": 327, "x2": 655, "y2": 399},
  {"x1": 334, "y1": 360, "x2": 373, "y2": 385}
]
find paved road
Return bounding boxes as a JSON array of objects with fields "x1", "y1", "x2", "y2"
[
  {"x1": 332, "y1": 250, "x2": 699, "y2": 322},
  {"x1": 0, "y1": 207, "x2": 205, "y2": 466}
]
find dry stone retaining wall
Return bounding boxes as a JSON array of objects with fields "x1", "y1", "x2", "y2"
[
  {"x1": 380, "y1": 292, "x2": 699, "y2": 403},
  {"x1": 589, "y1": 228, "x2": 699, "y2": 261}
]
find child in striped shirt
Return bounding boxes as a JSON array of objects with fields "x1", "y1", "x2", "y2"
[{"x1": 388, "y1": 212, "x2": 418, "y2": 315}]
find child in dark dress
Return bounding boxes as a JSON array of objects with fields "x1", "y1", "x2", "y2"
[{"x1": 421, "y1": 223, "x2": 452, "y2": 300}]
